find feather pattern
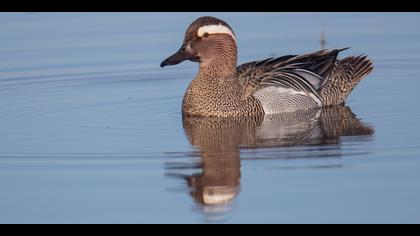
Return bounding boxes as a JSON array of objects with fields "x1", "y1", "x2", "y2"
[{"x1": 237, "y1": 49, "x2": 346, "y2": 102}]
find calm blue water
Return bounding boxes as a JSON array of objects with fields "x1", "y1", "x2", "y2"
[{"x1": 1, "y1": 12, "x2": 420, "y2": 223}]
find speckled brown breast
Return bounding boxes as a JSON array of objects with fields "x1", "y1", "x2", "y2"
[{"x1": 182, "y1": 76, "x2": 264, "y2": 117}]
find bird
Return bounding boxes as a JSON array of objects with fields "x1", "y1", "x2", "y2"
[{"x1": 160, "y1": 16, "x2": 373, "y2": 117}]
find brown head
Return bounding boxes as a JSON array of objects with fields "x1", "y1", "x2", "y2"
[{"x1": 160, "y1": 16, "x2": 238, "y2": 74}]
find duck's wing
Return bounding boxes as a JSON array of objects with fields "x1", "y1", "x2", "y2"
[{"x1": 237, "y1": 48, "x2": 348, "y2": 100}]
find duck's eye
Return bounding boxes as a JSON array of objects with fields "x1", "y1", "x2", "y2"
[{"x1": 202, "y1": 32, "x2": 209, "y2": 38}]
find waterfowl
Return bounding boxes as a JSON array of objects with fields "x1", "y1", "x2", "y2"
[{"x1": 160, "y1": 16, "x2": 373, "y2": 117}]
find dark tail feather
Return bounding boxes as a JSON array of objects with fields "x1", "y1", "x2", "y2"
[
  {"x1": 320, "y1": 54, "x2": 374, "y2": 106},
  {"x1": 341, "y1": 55, "x2": 374, "y2": 84}
]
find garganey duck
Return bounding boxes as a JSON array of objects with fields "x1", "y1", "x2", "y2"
[{"x1": 160, "y1": 16, "x2": 373, "y2": 117}]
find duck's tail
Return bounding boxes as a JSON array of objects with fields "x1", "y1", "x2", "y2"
[
  {"x1": 320, "y1": 55, "x2": 374, "y2": 106},
  {"x1": 341, "y1": 55, "x2": 374, "y2": 84}
]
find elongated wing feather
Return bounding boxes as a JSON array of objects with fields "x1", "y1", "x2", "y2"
[{"x1": 237, "y1": 49, "x2": 347, "y2": 100}]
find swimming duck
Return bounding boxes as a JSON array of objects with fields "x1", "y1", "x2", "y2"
[{"x1": 160, "y1": 16, "x2": 373, "y2": 117}]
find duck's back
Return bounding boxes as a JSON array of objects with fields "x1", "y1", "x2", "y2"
[{"x1": 237, "y1": 48, "x2": 373, "y2": 114}]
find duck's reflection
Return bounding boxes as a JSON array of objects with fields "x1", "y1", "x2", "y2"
[{"x1": 165, "y1": 105, "x2": 373, "y2": 220}]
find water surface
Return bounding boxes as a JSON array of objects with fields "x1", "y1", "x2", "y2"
[{"x1": 1, "y1": 13, "x2": 420, "y2": 223}]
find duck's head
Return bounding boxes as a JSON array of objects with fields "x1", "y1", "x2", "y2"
[{"x1": 160, "y1": 16, "x2": 237, "y2": 68}]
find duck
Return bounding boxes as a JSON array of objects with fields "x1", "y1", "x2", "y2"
[{"x1": 160, "y1": 16, "x2": 373, "y2": 117}]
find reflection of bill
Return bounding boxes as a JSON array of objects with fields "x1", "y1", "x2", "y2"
[{"x1": 166, "y1": 105, "x2": 373, "y2": 220}]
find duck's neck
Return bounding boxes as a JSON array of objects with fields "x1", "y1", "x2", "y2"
[{"x1": 198, "y1": 42, "x2": 237, "y2": 79}]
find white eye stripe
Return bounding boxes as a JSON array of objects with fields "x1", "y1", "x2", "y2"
[{"x1": 197, "y1": 24, "x2": 236, "y2": 42}]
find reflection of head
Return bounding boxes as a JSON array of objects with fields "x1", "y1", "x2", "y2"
[
  {"x1": 186, "y1": 152, "x2": 241, "y2": 206},
  {"x1": 203, "y1": 186, "x2": 239, "y2": 205},
  {"x1": 187, "y1": 175, "x2": 240, "y2": 206},
  {"x1": 186, "y1": 167, "x2": 240, "y2": 222},
  {"x1": 201, "y1": 186, "x2": 239, "y2": 222}
]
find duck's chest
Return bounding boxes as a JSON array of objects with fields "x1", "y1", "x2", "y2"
[{"x1": 182, "y1": 78, "x2": 257, "y2": 117}]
